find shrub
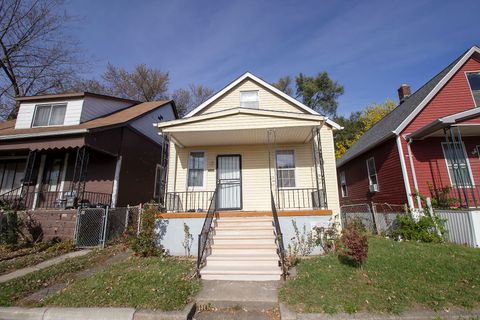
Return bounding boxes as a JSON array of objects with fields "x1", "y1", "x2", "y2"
[
  {"x1": 287, "y1": 220, "x2": 316, "y2": 265},
  {"x1": 392, "y1": 213, "x2": 445, "y2": 243},
  {"x1": 0, "y1": 207, "x2": 22, "y2": 245},
  {"x1": 130, "y1": 203, "x2": 164, "y2": 257},
  {"x1": 337, "y1": 223, "x2": 368, "y2": 267},
  {"x1": 314, "y1": 224, "x2": 338, "y2": 254},
  {"x1": 428, "y1": 183, "x2": 458, "y2": 209}
]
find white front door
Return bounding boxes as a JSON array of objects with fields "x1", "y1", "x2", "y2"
[{"x1": 217, "y1": 155, "x2": 242, "y2": 210}]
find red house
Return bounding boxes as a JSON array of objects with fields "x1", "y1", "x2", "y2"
[{"x1": 337, "y1": 45, "x2": 480, "y2": 209}]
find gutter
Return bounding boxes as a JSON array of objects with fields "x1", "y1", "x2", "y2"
[
  {"x1": 407, "y1": 138, "x2": 422, "y2": 208},
  {"x1": 396, "y1": 135, "x2": 414, "y2": 209},
  {"x1": 0, "y1": 129, "x2": 88, "y2": 140}
]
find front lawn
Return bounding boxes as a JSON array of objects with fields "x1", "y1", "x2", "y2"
[
  {"x1": 280, "y1": 237, "x2": 480, "y2": 314},
  {"x1": 0, "y1": 244, "x2": 126, "y2": 306},
  {"x1": 42, "y1": 257, "x2": 200, "y2": 311}
]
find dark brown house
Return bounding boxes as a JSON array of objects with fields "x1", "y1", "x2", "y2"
[{"x1": 0, "y1": 92, "x2": 178, "y2": 211}]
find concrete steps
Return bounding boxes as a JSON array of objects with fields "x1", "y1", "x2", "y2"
[{"x1": 200, "y1": 216, "x2": 282, "y2": 281}]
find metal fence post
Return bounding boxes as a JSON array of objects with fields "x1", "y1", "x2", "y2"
[
  {"x1": 137, "y1": 203, "x2": 143, "y2": 236},
  {"x1": 73, "y1": 206, "x2": 81, "y2": 246},
  {"x1": 125, "y1": 204, "x2": 130, "y2": 231},
  {"x1": 370, "y1": 202, "x2": 378, "y2": 235},
  {"x1": 101, "y1": 206, "x2": 109, "y2": 249}
]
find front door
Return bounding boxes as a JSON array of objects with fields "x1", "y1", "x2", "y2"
[{"x1": 217, "y1": 155, "x2": 242, "y2": 210}]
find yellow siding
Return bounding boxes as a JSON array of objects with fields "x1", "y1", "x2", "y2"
[
  {"x1": 199, "y1": 79, "x2": 306, "y2": 115},
  {"x1": 319, "y1": 125, "x2": 340, "y2": 215},
  {"x1": 167, "y1": 143, "x2": 316, "y2": 211}
]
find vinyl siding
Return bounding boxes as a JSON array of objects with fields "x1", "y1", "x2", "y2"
[
  {"x1": 198, "y1": 79, "x2": 305, "y2": 115},
  {"x1": 15, "y1": 99, "x2": 83, "y2": 129},
  {"x1": 167, "y1": 126, "x2": 340, "y2": 214},
  {"x1": 81, "y1": 96, "x2": 133, "y2": 123},
  {"x1": 130, "y1": 103, "x2": 176, "y2": 144}
]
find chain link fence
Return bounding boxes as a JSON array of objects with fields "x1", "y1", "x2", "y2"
[
  {"x1": 74, "y1": 205, "x2": 144, "y2": 248},
  {"x1": 340, "y1": 202, "x2": 407, "y2": 235}
]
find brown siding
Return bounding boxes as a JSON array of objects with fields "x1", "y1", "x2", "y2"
[
  {"x1": 116, "y1": 127, "x2": 162, "y2": 206},
  {"x1": 338, "y1": 138, "x2": 406, "y2": 205}
]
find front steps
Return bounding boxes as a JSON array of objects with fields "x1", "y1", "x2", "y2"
[{"x1": 200, "y1": 217, "x2": 282, "y2": 281}]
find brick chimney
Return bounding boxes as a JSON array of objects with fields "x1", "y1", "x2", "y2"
[{"x1": 398, "y1": 84, "x2": 411, "y2": 103}]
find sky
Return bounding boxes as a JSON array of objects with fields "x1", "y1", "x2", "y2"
[{"x1": 63, "y1": 0, "x2": 480, "y2": 116}]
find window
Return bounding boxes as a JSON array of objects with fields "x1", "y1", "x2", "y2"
[
  {"x1": 153, "y1": 164, "x2": 163, "y2": 200},
  {"x1": 366, "y1": 157, "x2": 378, "y2": 188},
  {"x1": 276, "y1": 150, "x2": 295, "y2": 188},
  {"x1": 441, "y1": 142, "x2": 474, "y2": 187},
  {"x1": 188, "y1": 152, "x2": 205, "y2": 187},
  {"x1": 45, "y1": 159, "x2": 63, "y2": 192},
  {"x1": 0, "y1": 160, "x2": 26, "y2": 194},
  {"x1": 339, "y1": 171, "x2": 348, "y2": 197},
  {"x1": 32, "y1": 104, "x2": 66, "y2": 127},
  {"x1": 240, "y1": 90, "x2": 259, "y2": 109},
  {"x1": 467, "y1": 72, "x2": 480, "y2": 106}
]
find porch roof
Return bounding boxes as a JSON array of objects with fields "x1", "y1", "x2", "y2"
[
  {"x1": 156, "y1": 108, "x2": 325, "y2": 147},
  {"x1": 406, "y1": 107, "x2": 480, "y2": 140}
]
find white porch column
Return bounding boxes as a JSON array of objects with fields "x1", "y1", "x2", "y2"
[
  {"x1": 32, "y1": 154, "x2": 46, "y2": 210},
  {"x1": 111, "y1": 156, "x2": 122, "y2": 208}
]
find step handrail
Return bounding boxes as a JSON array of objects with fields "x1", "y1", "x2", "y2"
[
  {"x1": 196, "y1": 184, "x2": 219, "y2": 277},
  {"x1": 271, "y1": 191, "x2": 287, "y2": 279}
]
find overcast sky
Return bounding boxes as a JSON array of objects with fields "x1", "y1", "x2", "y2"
[{"x1": 64, "y1": 0, "x2": 480, "y2": 116}]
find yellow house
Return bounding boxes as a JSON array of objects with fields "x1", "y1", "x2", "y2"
[{"x1": 155, "y1": 72, "x2": 341, "y2": 280}]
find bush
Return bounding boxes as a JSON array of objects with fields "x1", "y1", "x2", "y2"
[
  {"x1": 392, "y1": 213, "x2": 445, "y2": 243},
  {"x1": 130, "y1": 203, "x2": 164, "y2": 257},
  {"x1": 337, "y1": 223, "x2": 368, "y2": 267},
  {"x1": 428, "y1": 183, "x2": 458, "y2": 209},
  {"x1": 0, "y1": 208, "x2": 22, "y2": 245}
]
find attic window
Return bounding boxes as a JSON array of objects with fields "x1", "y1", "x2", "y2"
[
  {"x1": 32, "y1": 104, "x2": 66, "y2": 127},
  {"x1": 467, "y1": 72, "x2": 480, "y2": 107},
  {"x1": 240, "y1": 90, "x2": 259, "y2": 109}
]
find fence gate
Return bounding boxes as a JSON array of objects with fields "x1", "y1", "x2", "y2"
[{"x1": 75, "y1": 207, "x2": 108, "y2": 248}]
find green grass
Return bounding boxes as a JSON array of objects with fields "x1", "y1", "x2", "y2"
[
  {"x1": 0, "y1": 241, "x2": 75, "y2": 275},
  {"x1": 280, "y1": 237, "x2": 480, "y2": 314},
  {"x1": 41, "y1": 257, "x2": 200, "y2": 311},
  {"x1": 0, "y1": 244, "x2": 125, "y2": 306}
]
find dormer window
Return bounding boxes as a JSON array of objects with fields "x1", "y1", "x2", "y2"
[
  {"x1": 240, "y1": 90, "x2": 259, "y2": 109},
  {"x1": 32, "y1": 104, "x2": 67, "y2": 127},
  {"x1": 467, "y1": 72, "x2": 480, "y2": 106}
]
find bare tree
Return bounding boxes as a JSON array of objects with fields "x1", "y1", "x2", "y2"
[
  {"x1": 102, "y1": 63, "x2": 169, "y2": 101},
  {"x1": 171, "y1": 84, "x2": 214, "y2": 117},
  {"x1": 272, "y1": 75, "x2": 293, "y2": 96},
  {"x1": 0, "y1": 0, "x2": 85, "y2": 119}
]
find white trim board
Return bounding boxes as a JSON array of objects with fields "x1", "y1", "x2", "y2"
[{"x1": 184, "y1": 72, "x2": 343, "y2": 130}]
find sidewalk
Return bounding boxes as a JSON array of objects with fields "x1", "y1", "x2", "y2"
[{"x1": 0, "y1": 250, "x2": 91, "y2": 284}]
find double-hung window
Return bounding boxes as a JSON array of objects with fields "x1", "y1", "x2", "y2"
[
  {"x1": 240, "y1": 90, "x2": 259, "y2": 109},
  {"x1": 467, "y1": 72, "x2": 480, "y2": 107},
  {"x1": 441, "y1": 142, "x2": 474, "y2": 187},
  {"x1": 339, "y1": 171, "x2": 348, "y2": 197},
  {"x1": 188, "y1": 152, "x2": 205, "y2": 188},
  {"x1": 32, "y1": 104, "x2": 67, "y2": 127},
  {"x1": 276, "y1": 150, "x2": 296, "y2": 188},
  {"x1": 366, "y1": 157, "x2": 378, "y2": 191}
]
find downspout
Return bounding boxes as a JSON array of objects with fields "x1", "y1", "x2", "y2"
[
  {"x1": 407, "y1": 138, "x2": 422, "y2": 209},
  {"x1": 396, "y1": 135, "x2": 414, "y2": 209}
]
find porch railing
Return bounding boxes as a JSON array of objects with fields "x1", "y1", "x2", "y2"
[
  {"x1": 0, "y1": 189, "x2": 112, "y2": 210},
  {"x1": 271, "y1": 191, "x2": 287, "y2": 279},
  {"x1": 165, "y1": 191, "x2": 215, "y2": 212},
  {"x1": 196, "y1": 186, "x2": 218, "y2": 277},
  {"x1": 430, "y1": 184, "x2": 480, "y2": 209},
  {"x1": 276, "y1": 188, "x2": 326, "y2": 210}
]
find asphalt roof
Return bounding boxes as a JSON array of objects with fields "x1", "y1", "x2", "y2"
[{"x1": 336, "y1": 51, "x2": 466, "y2": 168}]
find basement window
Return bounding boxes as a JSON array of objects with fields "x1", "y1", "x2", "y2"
[
  {"x1": 467, "y1": 72, "x2": 480, "y2": 107},
  {"x1": 240, "y1": 90, "x2": 259, "y2": 109},
  {"x1": 32, "y1": 104, "x2": 67, "y2": 127}
]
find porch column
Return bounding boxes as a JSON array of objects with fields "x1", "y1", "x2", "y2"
[
  {"x1": 111, "y1": 156, "x2": 122, "y2": 208},
  {"x1": 32, "y1": 154, "x2": 46, "y2": 210}
]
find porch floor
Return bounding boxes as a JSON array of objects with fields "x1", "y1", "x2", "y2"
[{"x1": 159, "y1": 209, "x2": 332, "y2": 219}]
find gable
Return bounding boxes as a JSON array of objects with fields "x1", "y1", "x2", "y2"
[
  {"x1": 402, "y1": 55, "x2": 480, "y2": 134},
  {"x1": 197, "y1": 78, "x2": 307, "y2": 115}
]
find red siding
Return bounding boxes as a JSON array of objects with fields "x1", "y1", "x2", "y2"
[{"x1": 338, "y1": 138, "x2": 406, "y2": 205}]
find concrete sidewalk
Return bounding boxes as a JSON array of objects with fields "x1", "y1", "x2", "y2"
[
  {"x1": 0, "y1": 250, "x2": 91, "y2": 284},
  {"x1": 0, "y1": 305, "x2": 196, "y2": 320}
]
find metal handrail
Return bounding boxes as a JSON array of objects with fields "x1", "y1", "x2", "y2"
[
  {"x1": 0, "y1": 186, "x2": 25, "y2": 210},
  {"x1": 271, "y1": 191, "x2": 287, "y2": 279},
  {"x1": 196, "y1": 185, "x2": 219, "y2": 276}
]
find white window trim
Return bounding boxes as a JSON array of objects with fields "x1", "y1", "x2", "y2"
[
  {"x1": 240, "y1": 90, "x2": 259, "y2": 109},
  {"x1": 275, "y1": 149, "x2": 297, "y2": 189},
  {"x1": 186, "y1": 151, "x2": 207, "y2": 190},
  {"x1": 441, "y1": 141, "x2": 475, "y2": 187},
  {"x1": 366, "y1": 157, "x2": 379, "y2": 188},
  {"x1": 31, "y1": 102, "x2": 68, "y2": 128},
  {"x1": 465, "y1": 70, "x2": 480, "y2": 107},
  {"x1": 339, "y1": 170, "x2": 348, "y2": 197}
]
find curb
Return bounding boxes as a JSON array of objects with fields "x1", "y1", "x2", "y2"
[
  {"x1": 279, "y1": 304, "x2": 480, "y2": 320},
  {"x1": 0, "y1": 304, "x2": 196, "y2": 320}
]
